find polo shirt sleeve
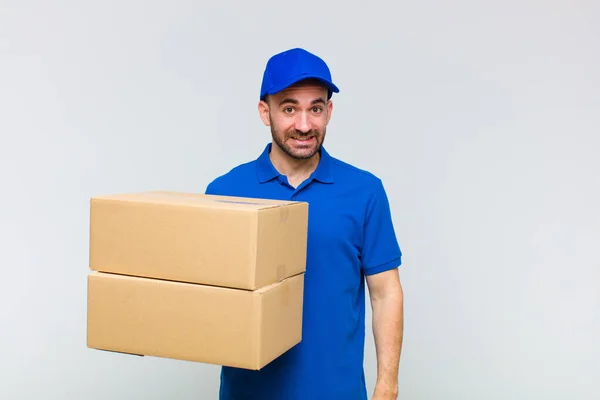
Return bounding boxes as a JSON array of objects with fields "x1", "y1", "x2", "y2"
[{"x1": 361, "y1": 179, "x2": 402, "y2": 275}]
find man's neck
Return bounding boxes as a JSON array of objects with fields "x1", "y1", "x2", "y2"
[{"x1": 269, "y1": 143, "x2": 320, "y2": 188}]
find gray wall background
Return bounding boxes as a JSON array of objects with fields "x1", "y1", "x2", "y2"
[{"x1": 1, "y1": 1, "x2": 598, "y2": 399}]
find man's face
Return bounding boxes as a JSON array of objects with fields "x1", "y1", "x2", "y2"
[{"x1": 259, "y1": 81, "x2": 332, "y2": 160}]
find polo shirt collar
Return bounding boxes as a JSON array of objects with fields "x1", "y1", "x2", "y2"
[{"x1": 256, "y1": 143, "x2": 334, "y2": 184}]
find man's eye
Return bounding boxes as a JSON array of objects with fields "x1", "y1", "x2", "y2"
[
  {"x1": 312, "y1": 107, "x2": 322, "y2": 113},
  {"x1": 284, "y1": 107, "x2": 294, "y2": 113}
]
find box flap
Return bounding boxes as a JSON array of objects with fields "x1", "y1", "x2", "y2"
[{"x1": 92, "y1": 191, "x2": 301, "y2": 211}]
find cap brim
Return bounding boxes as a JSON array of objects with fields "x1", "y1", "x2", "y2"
[{"x1": 266, "y1": 74, "x2": 339, "y2": 97}]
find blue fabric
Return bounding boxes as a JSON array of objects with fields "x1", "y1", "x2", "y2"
[
  {"x1": 259, "y1": 47, "x2": 340, "y2": 100},
  {"x1": 205, "y1": 143, "x2": 402, "y2": 400}
]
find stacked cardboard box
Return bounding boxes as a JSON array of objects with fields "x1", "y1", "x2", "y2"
[{"x1": 86, "y1": 191, "x2": 308, "y2": 370}]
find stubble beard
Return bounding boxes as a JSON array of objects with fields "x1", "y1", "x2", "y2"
[{"x1": 270, "y1": 125, "x2": 326, "y2": 160}]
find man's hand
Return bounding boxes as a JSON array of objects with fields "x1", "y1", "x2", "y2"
[{"x1": 366, "y1": 268, "x2": 403, "y2": 400}]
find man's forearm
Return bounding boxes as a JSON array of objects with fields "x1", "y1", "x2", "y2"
[{"x1": 371, "y1": 283, "x2": 404, "y2": 397}]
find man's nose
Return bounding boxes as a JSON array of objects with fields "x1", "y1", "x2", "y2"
[{"x1": 294, "y1": 113, "x2": 311, "y2": 133}]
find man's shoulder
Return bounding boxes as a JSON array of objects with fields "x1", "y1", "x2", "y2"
[
  {"x1": 326, "y1": 155, "x2": 394, "y2": 211},
  {"x1": 205, "y1": 160, "x2": 256, "y2": 194},
  {"x1": 329, "y1": 155, "x2": 384, "y2": 188},
  {"x1": 211, "y1": 159, "x2": 257, "y2": 181}
]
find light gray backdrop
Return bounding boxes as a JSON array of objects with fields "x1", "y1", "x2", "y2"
[{"x1": 1, "y1": 1, "x2": 598, "y2": 399}]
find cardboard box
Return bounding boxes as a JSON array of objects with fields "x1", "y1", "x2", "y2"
[
  {"x1": 87, "y1": 271, "x2": 305, "y2": 370},
  {"x1": 89, "y1": 191, "x2": 308, "y2": 290}
]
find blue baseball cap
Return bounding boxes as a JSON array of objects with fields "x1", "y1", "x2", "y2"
[{"x1": 260, "y1": 48, "x2": 340, "y2": 100}]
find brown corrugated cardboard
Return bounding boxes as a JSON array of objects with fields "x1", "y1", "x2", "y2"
[
  {"x1": 89, "y1": 191, "x2": 308, "y2": 290},
  {"x1": 87, "y1": 271, "x2": 304, "y2": 370}
]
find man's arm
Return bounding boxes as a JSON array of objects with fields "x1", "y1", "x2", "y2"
[{"x1": 366, "y1": 268, "x2": 404, "y2": 399}]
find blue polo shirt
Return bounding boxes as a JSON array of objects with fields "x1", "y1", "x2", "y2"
[{"x1": 205, "y1": 143, "x2": 402, "y2": 400}]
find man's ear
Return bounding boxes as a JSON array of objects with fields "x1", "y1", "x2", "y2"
[
  {"x1": 258, "y1": 99, "x2": 271, "y2": 126},
  {"x1": 326, "y1": 99, "x2": 333, "y2": 124}
]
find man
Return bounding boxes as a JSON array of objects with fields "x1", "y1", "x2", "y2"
[{"x1": 205, "y1": 48, "x2": 404, "y2": 400}]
